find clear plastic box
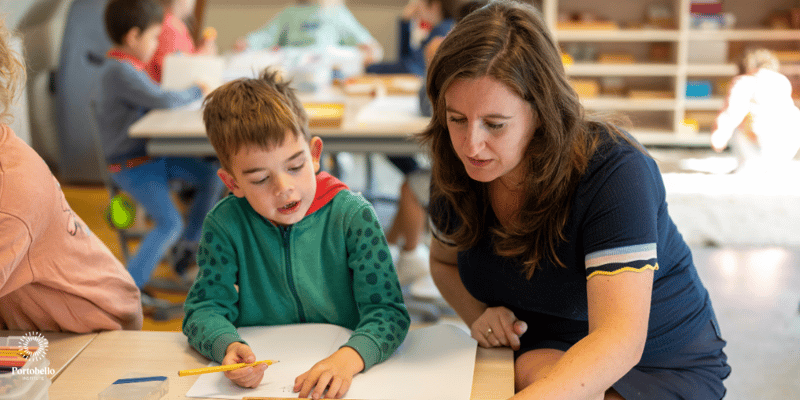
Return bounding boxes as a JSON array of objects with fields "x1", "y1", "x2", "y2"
[{"x1": 97, "y1": 373, "x2": 168, "y2": 400}]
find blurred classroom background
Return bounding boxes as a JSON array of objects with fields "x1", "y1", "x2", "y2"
[{"x1": 3, "y1": 0, "x2": 800, "y2": 398}]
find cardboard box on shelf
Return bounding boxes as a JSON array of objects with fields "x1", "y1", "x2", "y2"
[{"x1": 569, "y1": 79, "x2": 600, "y2": 98}]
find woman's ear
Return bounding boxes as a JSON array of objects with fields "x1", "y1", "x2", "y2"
[
  {"x1": 217, "y1": 168, "x2": 245, "y2": 198},
  {"x1": 310, "y1": 136, "x2": 324, "y2": 173}
]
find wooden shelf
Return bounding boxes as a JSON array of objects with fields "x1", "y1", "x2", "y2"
[
  {"x1": 581, "y1": 97, "x2": 676, "y2": 111},
  {"x1": 685, "y1": 97, "x2": 726, "y2": 110},
  {"x1": 634, "y1": 131, "x2": 711, "y2": 147},
  {"x1": 546, "y1": 0, "x2": 800, "y2": 146},
  {"x1": 566, "y1": 63, "x2": 678, "y2": 76},
  {"x1": 556, "y1": 29, "x2": 680, "y2": 42},
  {"x1": 686, "y1": 64, "x2": 739, "y2": 76},
  {"x1": 688, "y1": 29, "x2": 800, "y2": 41}
]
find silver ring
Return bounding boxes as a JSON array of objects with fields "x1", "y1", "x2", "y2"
[{"x1": 486, "y1": 328, "x2": 493, "y2": 337}]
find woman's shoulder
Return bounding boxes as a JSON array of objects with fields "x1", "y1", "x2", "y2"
[{"x1": 583, "y1": 125, "x2": 658, "y2": 184}]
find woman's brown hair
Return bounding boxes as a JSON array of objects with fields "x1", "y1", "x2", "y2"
[
  {"x1": 419, "y1": 0, "x2": 629, "y2": 277},
  {"x1": 0, "y1": 17, "x2": 25, "y2": 125}
]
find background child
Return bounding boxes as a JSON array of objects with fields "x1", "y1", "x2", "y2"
[
  {"x1": 365, "y1": 0, "x2": 457, "y2": 76},
  {"x1": 145, "y1": 0, "x2": 218, "y2": 83},
  {"x1": 97, "y1": 0, "x2": 225, "y2": 308},
  {"x1": 183, "y1": 69, "x2": 409, "y2": 399},
  {"x1": 233, "y1": 0, "x2": 382, "y2": 66},
  {"x1": 0, "y1": 15, "x2": 143, "y2": 332},
  {"x1": 711, "y1": 48, "x2": 800, "y2": 171}
]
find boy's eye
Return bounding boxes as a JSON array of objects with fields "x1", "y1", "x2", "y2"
[
  {"x1": 289, "y1": 162, "x2": 305, "y2": 172},
  {"x1": 253, "y1": 176, "x2": 269, "y2": 184}
]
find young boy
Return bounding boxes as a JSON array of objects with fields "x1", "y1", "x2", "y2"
[
  {"x1": 183, "y1": 69, "x2": 410, "y2": 399},
  {"x1": 98, "y1": 0, "x2": 225, "y2": 307}
]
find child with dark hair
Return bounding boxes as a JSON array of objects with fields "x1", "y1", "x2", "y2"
[{"x1": 97, "y1": 0, "x2": 225, "y2": 309}]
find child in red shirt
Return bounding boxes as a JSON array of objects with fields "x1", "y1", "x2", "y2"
[{"x1": 146, "y1": 0, "x2": 217, "y2": 83}]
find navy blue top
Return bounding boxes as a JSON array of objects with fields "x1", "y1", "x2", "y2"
[
  {"x1": 430, "y1": 132, "x2": 715, "y2": 361},
  {"x1": 97, "y1": 57, "x2": 201, "y2": 164},
  {"x1": 367, "y1": 19, "x2": 455, "y2": 77},
  {"x1": 400, "y1": 19, "x2": 454, "y2": 76}
]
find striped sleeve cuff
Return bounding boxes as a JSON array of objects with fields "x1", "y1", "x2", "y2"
[{"x1": 585, "y1": 243, "x2": 659, "y2": 280}]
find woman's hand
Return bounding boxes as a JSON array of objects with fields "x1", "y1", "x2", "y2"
[
  {"x1": 294, "y1": 346, "x2": 365, "y2": 399},
  {"x1": 471, "y1": 306, "x2": 528, "y2": 350},
  {"x1": 222, "y1": 342, "x2": 269, "y2": 388}
]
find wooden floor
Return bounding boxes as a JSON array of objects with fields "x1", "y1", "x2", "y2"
[{"x1": 63, "y1": 182, "x2": 800, "y2": 398}]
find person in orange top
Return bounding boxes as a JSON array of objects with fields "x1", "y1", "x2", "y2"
[
  {"x1": 145, "y1": 0, "x2": 217, "y2": 83},
  {"x1": 0, "y1": 17, "x2": 142, "y2": 332}
]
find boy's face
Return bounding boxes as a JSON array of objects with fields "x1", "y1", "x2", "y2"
[
  {"x1": 219, "y1": 133, "x2": 323, "y2": 226},
  {"x1": 125, "y1": 24, "x2": 162, "y2": 64}
]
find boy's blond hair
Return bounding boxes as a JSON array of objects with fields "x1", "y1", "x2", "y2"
[
  {"x1": 203, "y1": 69, "x2": 310, "y2": 171},
  {"x1": 0, "y1": 17, "x2": 24, "y2": 124}
]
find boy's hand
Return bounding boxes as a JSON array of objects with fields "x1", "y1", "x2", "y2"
[
  {"x1": 294, "y1": 346, "x2": 365, "y2": 399},
  {"x1": 223, "y1": 342, "x2": 269, "y2": 388},
  {"x1": 471, "y1": 306, "x2": 528, "y2": 350}
]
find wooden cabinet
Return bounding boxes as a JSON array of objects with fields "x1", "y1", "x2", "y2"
[{"x1": 542, "y1": 0, "x2": 800, "y2": 146}]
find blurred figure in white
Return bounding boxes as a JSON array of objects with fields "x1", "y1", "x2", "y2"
[{"x1": 711, "y1": 48, "x2": 800, "y2": 172}]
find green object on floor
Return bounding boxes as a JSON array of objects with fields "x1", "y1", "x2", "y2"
[{"x1": 105, "y1": 193, "x2": 136, "y2": 229}]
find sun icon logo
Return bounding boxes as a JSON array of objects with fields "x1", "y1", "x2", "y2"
[{"x1": 21, "y1": 332, "x2": 48, "y2": 362}]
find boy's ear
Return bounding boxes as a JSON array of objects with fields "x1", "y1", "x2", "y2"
[
  {"x1": 310, "y1": 136, "x2": 323, "y2": 173},
  {"x1": 217, "y1": 168, "x2": 245, "y2": 198},
  {"x1": 123, "y1": 27, "x2": 141, "y2": 47}
]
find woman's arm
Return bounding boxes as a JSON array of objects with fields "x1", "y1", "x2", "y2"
[
  {"x1": 430, "y1": 237, "x2": 527, "y2": 349},
  {"x1": 513, "y1": 269, "x2": 653, "y2": 400},
  {"x1": 429, "y1": 237, "x2": 486, "y2": 326}
]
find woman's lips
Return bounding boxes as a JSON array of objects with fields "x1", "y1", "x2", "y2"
[{"x1": 467, "y1": 157, "x2": 491, "y2": 167}]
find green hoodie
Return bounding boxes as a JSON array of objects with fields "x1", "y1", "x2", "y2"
[{"x1": 183, "y1": 173, "x2": 409, "y2": 370}]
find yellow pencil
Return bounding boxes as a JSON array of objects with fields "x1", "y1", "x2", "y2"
[{"x1": 178, "y1": 360, "x2": 278, "y2": 377}]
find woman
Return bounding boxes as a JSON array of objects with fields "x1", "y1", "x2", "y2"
[{"x1": 420, "y1": 1, "x2": 730, "y2": 399}]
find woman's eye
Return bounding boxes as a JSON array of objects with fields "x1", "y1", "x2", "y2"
[
  {"x1": 448, "y1": 116, "x2": 466, "y2": 124},
  {"x1": 486, "y1": 122, "x2": 504, "y2": 130}
]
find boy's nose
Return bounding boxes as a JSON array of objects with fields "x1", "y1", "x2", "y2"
[{"x1": 273, "y1": 174, "x2": 293, "y2": 197}]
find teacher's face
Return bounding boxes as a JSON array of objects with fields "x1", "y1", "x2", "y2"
[{"x1": 444, "y1": 76, "x2": 537, "y2": 184}]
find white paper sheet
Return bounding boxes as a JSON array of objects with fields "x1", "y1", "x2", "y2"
[
  {"x1": 162, "y1": 54, "x2": 226, "y2": 91},
  {"x1": 185, "y1": 323, "x2": 477, "y2": 400},
  {"x1": 355, "y1": 95, "x2": 422, "y2": 124}
]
